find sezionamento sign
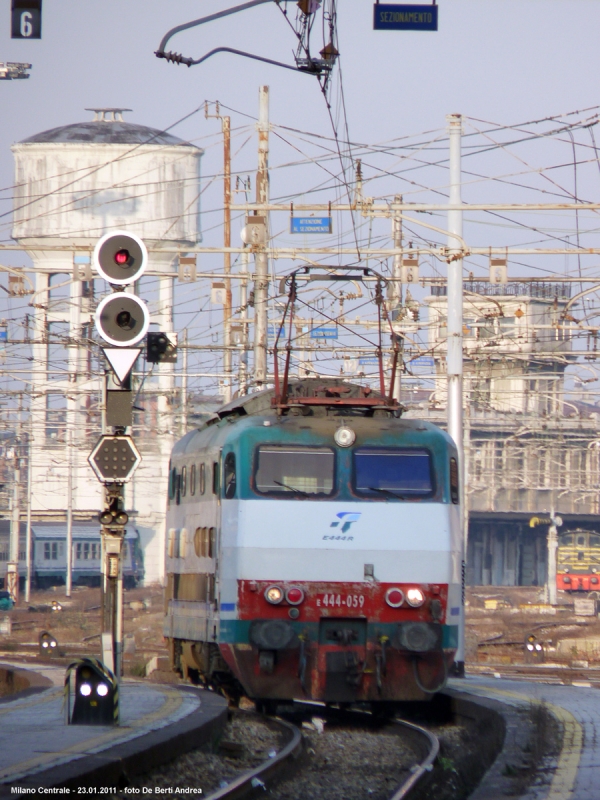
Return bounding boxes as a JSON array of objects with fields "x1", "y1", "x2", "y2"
[{"x1": 373, "y1": 3, "x2": 438, "y2": 31}]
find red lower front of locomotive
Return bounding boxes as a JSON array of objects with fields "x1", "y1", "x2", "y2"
[
  {"x1": 558, "y1": 573, "x2": 600, "y2": 592},
  {"x1": 219, "y1": 580, "x2": 456, "y2": 702}
]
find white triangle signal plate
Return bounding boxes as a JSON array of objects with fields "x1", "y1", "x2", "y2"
[{"x1": 102, "y1": 348, "x2": 141, "y2": 384}]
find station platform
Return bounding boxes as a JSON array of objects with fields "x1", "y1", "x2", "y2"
[
  {"x1": 451, "y1": 674, "x2": 600, "y2": 800},
  {"x1": 0, "y1": 660, "x2": 228, "y2": 796}
]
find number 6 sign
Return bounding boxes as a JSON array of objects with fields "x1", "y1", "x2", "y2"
[{"x1": 11, "y1": 0, "x2": 42, "y2": 39}]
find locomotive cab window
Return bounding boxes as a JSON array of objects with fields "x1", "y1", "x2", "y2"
[
  {"x1": 190, "y1": 464, "x2": 196, "y2": 496},
  {"x1": 168, "y1": 466, "x2": 177, "y2": 500},
  {"x1": 255, "y1": 446, "x2": 335, "y2": 497},
  {"x1": 353, "y1": 448, "x2": 434, "y2": 498},
  {"x1": 181, "y1": 466, "x2": 187, "y2": 497},
  {"x1": 450, "y1": 457, "x2": 459, "y2": 504},
  {"x1": 223, "y1": 453, "x2": 237, "y2": 499},
  {"x1": 591, "y1": 535, "x2": 600, "y2": 547}
]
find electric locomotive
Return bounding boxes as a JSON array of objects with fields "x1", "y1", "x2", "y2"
[
  {"x1": 557, "y1": 528, "x2": 600, "y2": 592},
  {"x1": 164, "y1": 378, "x2": 462, "y2": 707}
]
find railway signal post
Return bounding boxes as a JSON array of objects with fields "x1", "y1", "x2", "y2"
[{"x1": 87, "y1": 231, "x2": 148, "y2": 687}]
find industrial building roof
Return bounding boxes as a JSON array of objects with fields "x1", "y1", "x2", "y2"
[{"x1": 19, "y1": 121, "x2": 196, "y2": 147}]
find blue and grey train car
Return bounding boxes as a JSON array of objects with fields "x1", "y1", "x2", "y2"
[
  {"x1": 32, "y1": 523, "x2": 143, "y2": 588},
  {"x1": 164, "y1": 379, "x2": 462, "y2": 707}
]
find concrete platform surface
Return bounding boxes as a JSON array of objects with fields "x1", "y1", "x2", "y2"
[
  {"x1": 452, "y1": 674, "x2": 600, "y2": 800},
  {"x1": 0, "y1": 661, "x2": 228, "y2": 795}
]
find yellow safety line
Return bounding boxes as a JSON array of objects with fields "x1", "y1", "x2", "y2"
[
  {"x1": 453, "y1": 683, "x2": 582, "y2": 799},
  {"x1": 0, "y1": 685, "x2": 184, "y2": 783}
]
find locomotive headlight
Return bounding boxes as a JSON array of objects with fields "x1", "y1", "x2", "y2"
[
  {"x1": 265, "y1": 585, "x2": 284, "y2": 605},
  {"x1": 385, "y1": 588, "x2": 405, "y2": 608},
  {"x1": 405, "y1": 588, "x2": 425, "y2": 607},
  {"x1": 334, "y1": 426, "x2": 355, "y2": 448}
]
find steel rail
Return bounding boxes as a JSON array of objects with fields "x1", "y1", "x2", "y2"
[
  {"x1": 202, "y1": 716, "x2": 302, "y2": 800},
  {"x1": 202, "y1": 703, "x2": 439, "y2": 800}
]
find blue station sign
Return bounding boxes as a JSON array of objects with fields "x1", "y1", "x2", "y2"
[
  {"x1": 290, "y1": 217, "x2": 332, "y2": 234},
  {"x1": 373, "y1": 3, "x2": 438, "y2": 31},
  {"x1": 311, "y1": 326, "x2": 338, "y2": 339}
]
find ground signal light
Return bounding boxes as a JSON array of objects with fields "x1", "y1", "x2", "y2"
[
  {"x1": 67, "y1": 658, "x2": 117, "y2": 726},
  {"x1": 146, "y1": 331, "x2": 177, "y2": 363},
  {"x1": 99, "y1": 495, "x2": 129, "y2": 527},
  {"x1": 524, "y1": 633, "x2": 544, "y2": 663},
  {"x1": 38, "y1": 631, "x2": 58, "y2": 657}
]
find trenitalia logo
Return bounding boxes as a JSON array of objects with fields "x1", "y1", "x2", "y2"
[{"x1": 330, "y1": 512, "x2": 361, "y2": 533}]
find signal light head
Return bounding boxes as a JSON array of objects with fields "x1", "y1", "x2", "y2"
[
  {"x1": 79, "y1": 683, "x2": 92, "y2": 697},
  {"x1": 95, "y1": 293, "x2": 150, "y2": 347},
  {"x1": 97, "y1": 683, "x2": 109, "y2": 697},
  {"x1": 93, "y1": 231, "x2": 148, "y2": 285},
  {"x1": 405, "y1": 587, "x2": 425, "y2": 607},
  {"x1": 265, "y1": 585, "x2": 284, "y2": 605}
]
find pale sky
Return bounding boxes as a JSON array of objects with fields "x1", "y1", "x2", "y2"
[{"x1": 1, "y1": 1, "x2": 600, "y2": 397}]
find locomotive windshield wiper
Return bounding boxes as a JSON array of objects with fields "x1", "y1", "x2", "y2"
[
  {"x1": 273, "y1": 479, "x2": 309, "y2": 497},
  {"x1": 369, "y1": 486, "x2": 405, "y2": 500}
]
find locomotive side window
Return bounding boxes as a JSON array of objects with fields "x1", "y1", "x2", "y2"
[
  {"x1": 224, "y1": 453, "x2": 236, "y2": 499},
  {"x1": 353, "y1": 448, "x2": 434, "y2": 497},
  {"x1": 190, "y1": 464, "x2": 196, "y2": 496},
  {"x1": 168, "y1": 466, "x2": 177, "y2": 500},
  {"x1": 199, "y1": 463, "x2": 206, "y2": 495},
  {"x1": 255, "y1": 446, "x2": 335, "y2": 496},
  {"x1": 212, "y1": 462, "x2": 219, "y2": 495},
  {"x1": 181, "y1": 466, "x2": 187, "y2": 497},
  {"x1": 450, "y1": 458, "x2": 459, "y2": 504}
]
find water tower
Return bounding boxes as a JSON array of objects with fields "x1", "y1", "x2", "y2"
[{"x1": 12, "y1": 109, "x2": 203, "y2": 584}]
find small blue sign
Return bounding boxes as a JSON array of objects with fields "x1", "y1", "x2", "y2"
[
  {"x1": 311, "y1": 326, "x2": 338, "y2": 339},
  {"x1": 373, "y1": 3, "x2": 438, "y2": 31},
  {"x1": 291, "y1": 217, "x2": 332, "y2": 234},
  {"x1": 268, "y1": 325, "x2": 285, "y2": 338},
  {"x1": 409, "y1": 356, "x2": 435, "y2": 367},
  {"x1": 0, "y1": 330, "x2": 7, "y2": 342},
  {"x1": 358, "y1": 356, "x2": 379, "y2": 365}
]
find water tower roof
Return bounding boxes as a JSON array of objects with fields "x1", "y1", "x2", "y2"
[{"x1": 19, "y1": 109, "x2": 196, "y2": 147}]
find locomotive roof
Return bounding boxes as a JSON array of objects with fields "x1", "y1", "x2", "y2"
[{"x1": 213, "y1": 378, "x2": 391, "y2": 421}]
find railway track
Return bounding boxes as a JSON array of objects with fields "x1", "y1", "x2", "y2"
[
  {"x1": 470, "y1": 662, "x2": 600, "y2": 685},
  {"x1": 203, "y1": 703, "x2": 439, "y2": 800}
]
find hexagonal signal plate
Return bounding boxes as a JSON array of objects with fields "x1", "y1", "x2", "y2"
[{"x1": 88, "y1": 435, "x2": 141, "y2": 484}]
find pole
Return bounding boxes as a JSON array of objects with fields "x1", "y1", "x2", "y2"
[
  {"x1": 8, "y1": 447, "x2": 20, "y2": 604},
  {"x1": 392, "y1": 193, "x2": 402, "y2": 402},
  {"x1": 181, "y1": 328, "x2": 188, "y2": 435},
  {"x1": 222, "y1": 116, "x2": 233, "y2": 403},
  {"x1": 25, "y1": 411, "x2": 32, "y2": 602},
  {"x1": 253, "y1": 85, "x2": 269, "y2": 387},
  {"x1": 446, "y1": 113, "x2": 465, "y2": 676},
  {"x1": 239, "y1": 248, "x2": 249, "y2": 396},
  {"x1": 66, "y1": 427, "x2": 73, "y2": 597},
  {"x1": 547, "y1": 510, "x2": 559, "y2": 606}
]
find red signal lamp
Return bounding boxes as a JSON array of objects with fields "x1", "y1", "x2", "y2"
[
  {"x1": 114, "y1": 249, "x2": 130, "y2": 266},
  {"x1": 285, "y1": 587, "x2": 304, "y2": 605}
]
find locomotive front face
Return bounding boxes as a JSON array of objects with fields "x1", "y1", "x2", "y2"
[{"x1": 167, "y1": 414, "x2": 461, "y2": 704}]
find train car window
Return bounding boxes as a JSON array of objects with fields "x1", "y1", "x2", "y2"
[
  {"x1": 561, "y1": 535, "x2": 573, "y2": 545},
  {"x1": 190, "y1": 464, "x2": 197, "y2": 496},
  {"x1": 450, "y1": 458, "x2": 459, "y2": 504},
  {"x1": 181, "y1": 466, "x2": 187, "y2": 497},
  {"x1": 353, "y1": 448, "x2": 434, "y2": 498},
  {"x1": 179, "y1": 529, "x2": 187, "y2": 558},
  {"x1": 168, "y1": 466, "x2": 177, "y2": 500},
  {"x1": 577, "y1": 535, "x2": 586, "y2": 546},
  {"x1": 255, "y1": 446, "x2": 335, "y2": 496},
  {"x1": 212, "y1": 462, "x2": 219, "y2": 495},
  {"x1": 224, "y1": 453, "x2": 237, "y2": 499},
  {"x1": 167, "y1": 528, "x2": 176, "y2": 558},
  {"x1": 44, "y1": 542, "x2": 58, "y2": 560},
  {"x1": 591, "y1": 535, "x2": 600, "y2": 547},
  {"x1": 199, "y1": 463, "x2": 206, "y2": 495}
]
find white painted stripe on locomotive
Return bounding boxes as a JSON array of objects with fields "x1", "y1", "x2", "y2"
[{"x1": 223, "y1": 500, "x2": 460, "y2": 552}]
